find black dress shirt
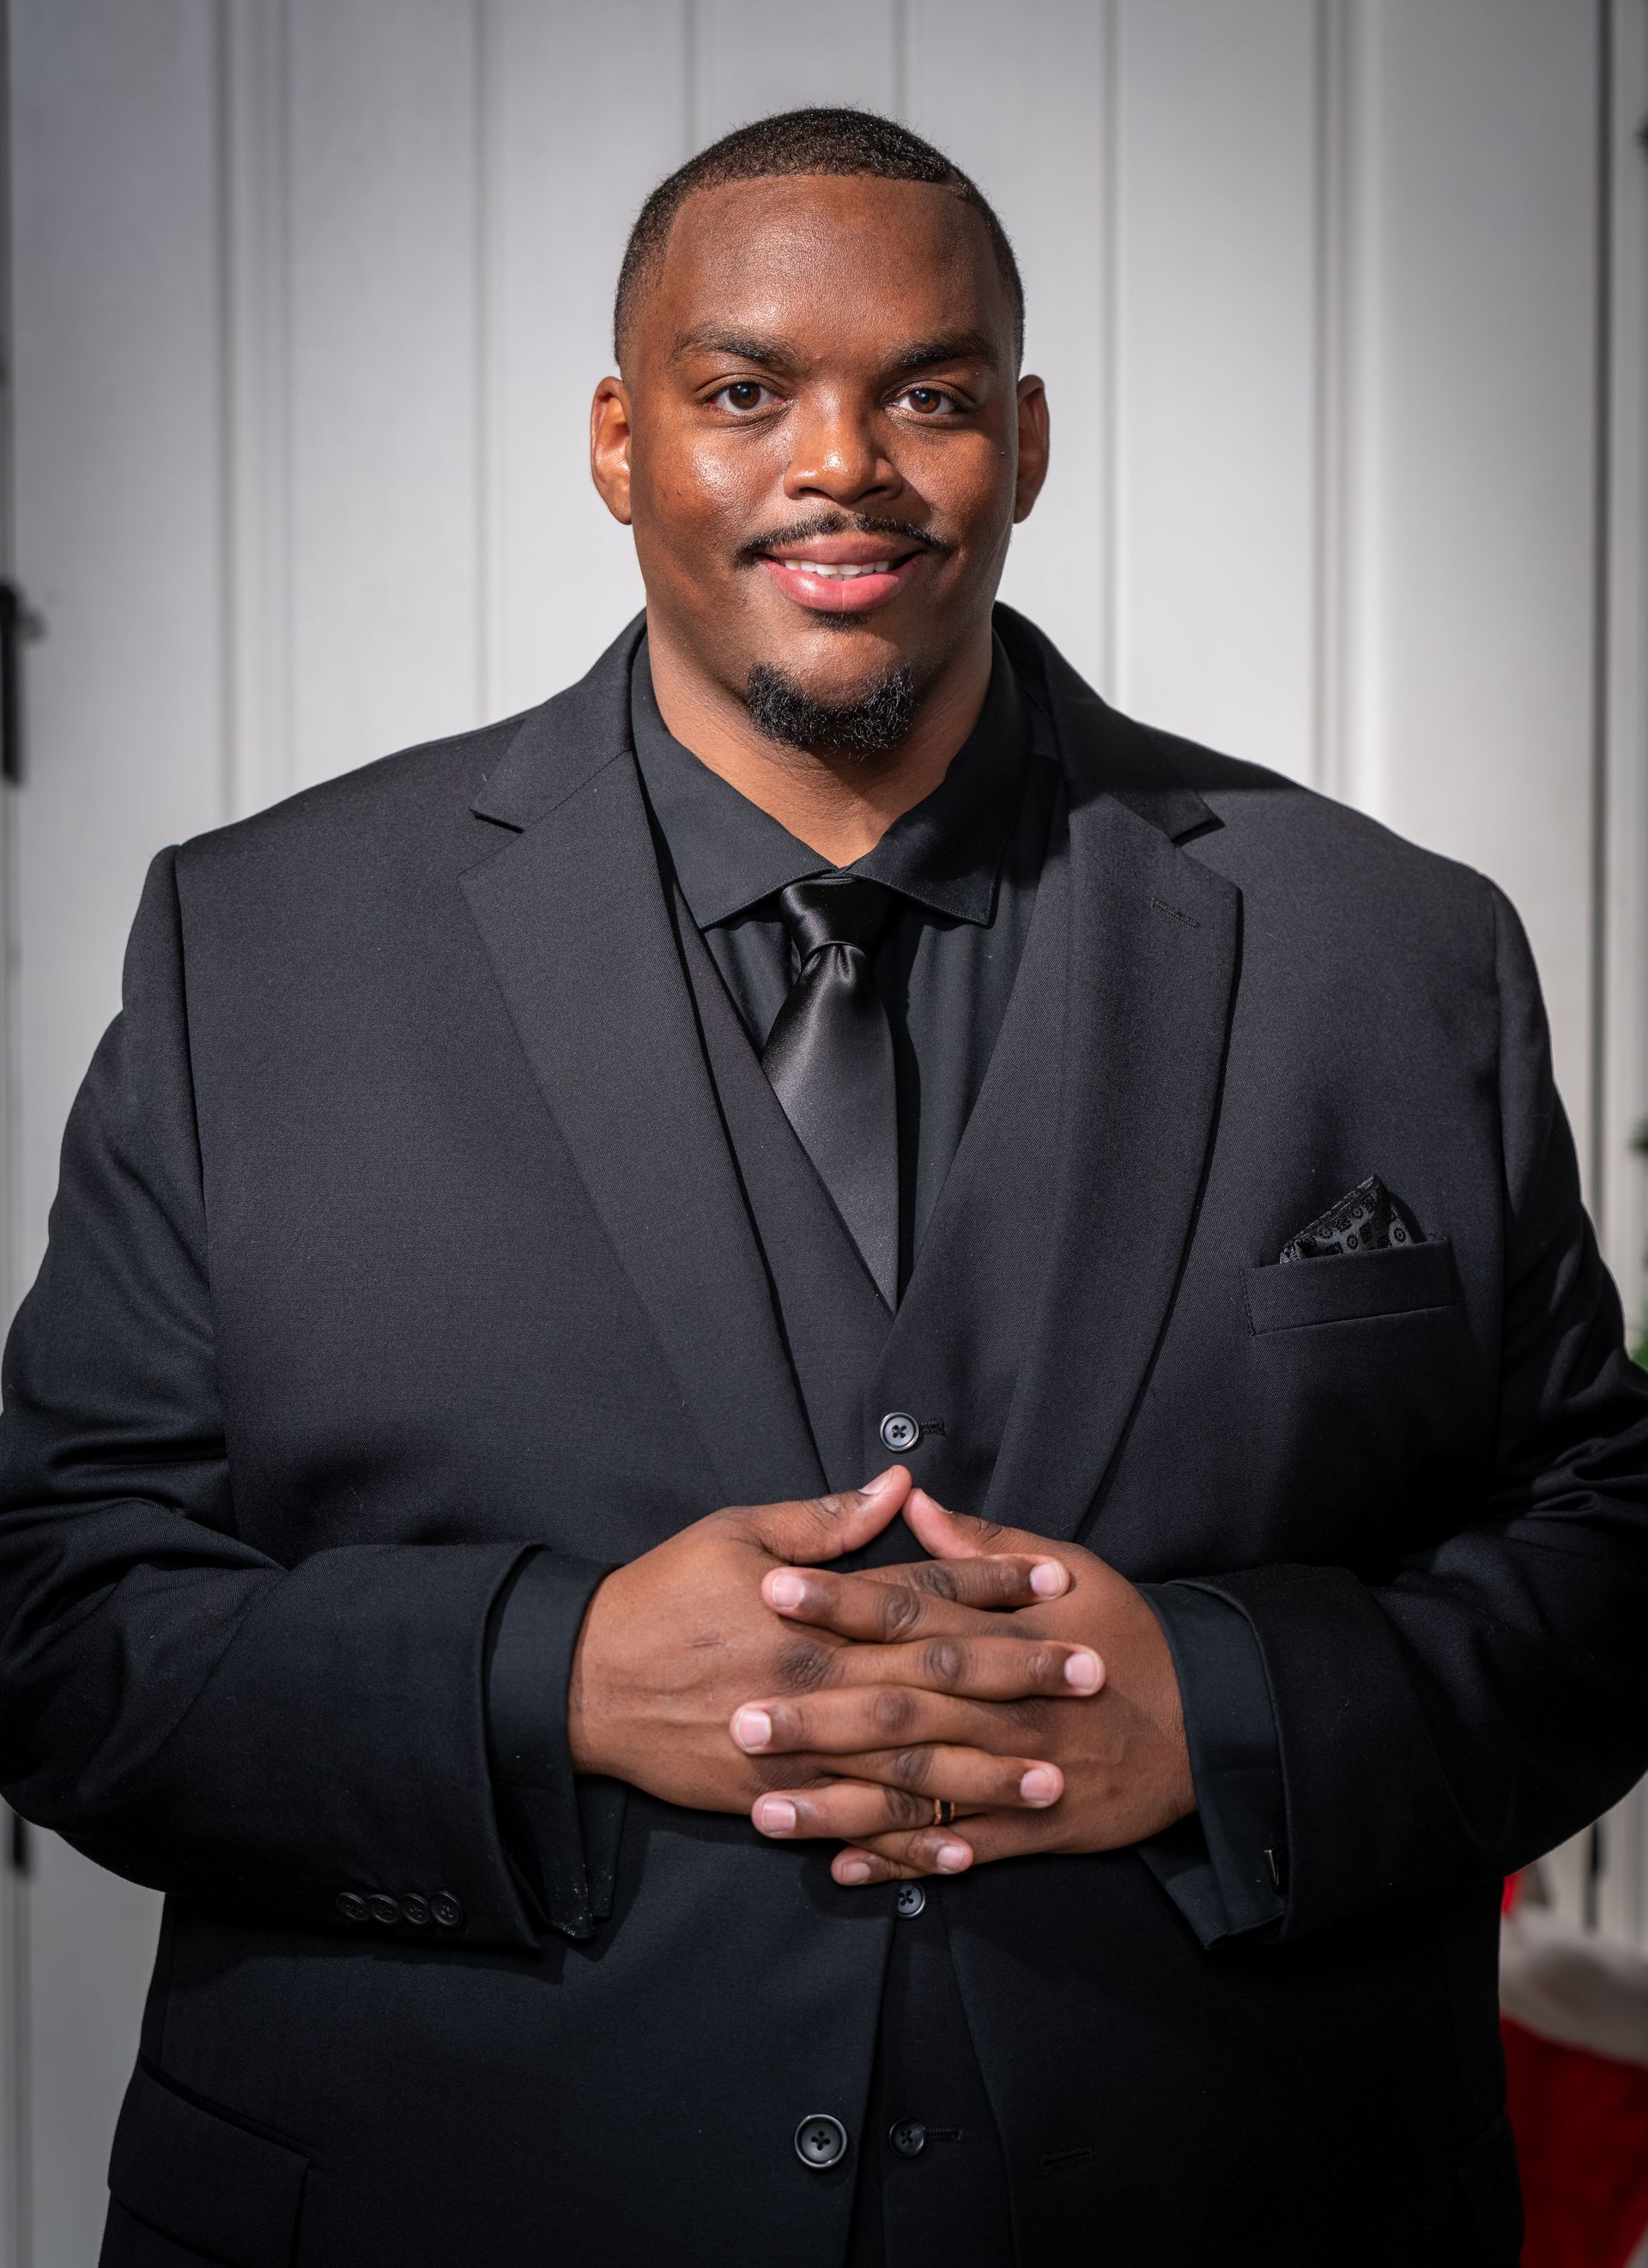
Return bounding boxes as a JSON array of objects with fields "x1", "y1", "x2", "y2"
[{"x1": 487, "y1": 630, "x2": 1286, "y2": 1947}]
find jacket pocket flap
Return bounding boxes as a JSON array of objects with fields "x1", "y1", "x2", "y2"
[
  {"x1": 1243, "y1": 1239, "x2": 1457, "y2": 1336},
  {"x1": 108, "y1": 2062, "x2": 307, "y2": 2268}
]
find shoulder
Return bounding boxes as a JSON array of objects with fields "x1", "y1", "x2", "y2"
[
  {"x1": 1107, "y1": 706, "x2": 1500, "y2": 966},
  {"x1": 176, "y1": 709, "x2": 534, "y2": 887}
]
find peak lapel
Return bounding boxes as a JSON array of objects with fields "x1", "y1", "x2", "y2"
[
  {"x1": 460, "y1": 621, "x2": 821, "y2": 1509},
  {"x1": 985, "y1": 627, "x2": 1240, "y2": 1543}
]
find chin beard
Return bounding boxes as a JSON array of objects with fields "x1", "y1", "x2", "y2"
[{"x1": 744, "y1": 661, "x2": 917, "y2": 758}]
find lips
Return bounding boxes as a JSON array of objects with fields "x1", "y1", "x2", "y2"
[{"x1": 755, "y1": 550, "x2": 925, "y2": 616}]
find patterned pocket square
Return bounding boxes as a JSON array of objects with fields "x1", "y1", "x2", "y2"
[{"x1": 1280, "y1": 1173, "x2": 1414, "y2": 1263}]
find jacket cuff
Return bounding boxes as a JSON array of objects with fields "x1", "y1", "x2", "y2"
[
  {"x1": 486, "y1": 1549, "x2": 615, "y2": 1939},
  {"x1": 1136, "y1": 1583, "x2": 1287, "y2": 1946}
]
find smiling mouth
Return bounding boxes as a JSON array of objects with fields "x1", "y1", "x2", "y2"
[
  {"x1": 754, "y1": 547, "x2": 928, "y2": 616},
  {"x1": 774, "y1": 557, "x2": 901, "y2": 579}
]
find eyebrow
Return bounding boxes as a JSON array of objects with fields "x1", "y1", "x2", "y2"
[
  {"x1": 670, "y1": 327, "x2": 803, "y2": 372},
  {"x1": 892, "y1": 331, "x2": 999, "y2": 372},
  {"x1": 669, "y1": 324, "x2": 1003, "y2": 376}
]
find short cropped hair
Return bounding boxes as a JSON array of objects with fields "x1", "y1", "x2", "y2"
[{"x1": 613, "y1": 106, "x2": 1024, "y2": 367}]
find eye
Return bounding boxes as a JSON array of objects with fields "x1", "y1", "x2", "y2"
[
  {"x1": 712, "y1": 379, "x2": 779, "y2": 413},
  {"x1": 892, "y1": 385, "x2": 961, "y2": 416}
]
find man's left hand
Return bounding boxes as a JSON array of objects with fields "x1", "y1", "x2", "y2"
[{"x1": 731, "y1": 1487, "x2": 1197, "y2": 1884}]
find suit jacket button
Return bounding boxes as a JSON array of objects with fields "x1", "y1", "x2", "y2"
[
  {"x1": 429, "y1": 1891, "x2": 464, "y2": 1930},
  {"x1": 336, "y1": 1891, "x2": 370, "y2": 1925},
  {"x1": 879, "y1": 1412, "x2": 919, "y2": 1452},
  {"x1": 399, "y1": 1894, "x2": 431, "y2": 1926},
  {"x1": 890, "y1": 2120, "x2": 927, "y2": 2159},
  {"x1": 895, "y1": 1883, "x2": 925, "y2": 1919},
  {"x1": 794, "y1": 2114, "x2": 849, "y2": 2169},
  {"x1": 366, "y1": 1893, "x2": 401, "y2": 1926}
]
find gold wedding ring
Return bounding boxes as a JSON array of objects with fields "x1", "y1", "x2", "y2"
[{"x1": 932, "y1": 1798, "x2": 957, "y2": 1828}]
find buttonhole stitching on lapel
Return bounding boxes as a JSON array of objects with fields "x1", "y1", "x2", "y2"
[{"x1": 1149, "y1": 894, "x2": 1199, "y2": 929}]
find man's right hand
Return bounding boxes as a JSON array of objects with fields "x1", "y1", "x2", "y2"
[{"x1": 566, "y1": 1468, "x2": 1099, "y2": 1821}]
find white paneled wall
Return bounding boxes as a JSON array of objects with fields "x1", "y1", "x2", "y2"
[{"x1": 1, "y1": 4, "x2": 1645, "y2": 2263}]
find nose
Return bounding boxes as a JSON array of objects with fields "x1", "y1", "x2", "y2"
[{"x1": 782, "y1": 390, "x2": 903, "y2": 511}]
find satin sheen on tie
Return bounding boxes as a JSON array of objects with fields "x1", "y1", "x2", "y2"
[{"x1": 761, "y1": 876, "x2": 900, "y2": 1306}]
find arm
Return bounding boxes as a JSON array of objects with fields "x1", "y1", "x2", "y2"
[
  {"x1": 757, "y1": 885, "x2": 1648, "y2": 1930},
  {"x1": 1204, "y1": 886, "x2": 1648, "y2": 1937},
  {"x1": 0, "y1": 852, "x2": 545, "y2": 1949}
]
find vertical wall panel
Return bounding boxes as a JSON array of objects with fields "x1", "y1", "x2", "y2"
[
  {"x1": 693, "y1": 2, "x2": 900, "y2": 145},
  {"x1": 1342, "y1": 0, "x2": 1600, "y2": 1141},
  {"x1": 9, "y1": 0, "x2": 229, "y2": 1268},
  {"x1": 7, "y1": 9, "x2": 221, "y2": 2253},
  {"x1": 284, "y1": 0, "x2": 482, "y2": 789},
  {"x1": 906, "y1": 0, "x2": 1112, "y2": 690},
  {"x1": 486, "y1": 0, "x2": 684, "y2": 714},
  {"x1": 1109, "y1": 0, "x2": 1324, "y2": 781},
  {"x1": 1597, "y1": 0, "x2": 1648, "y2": 1956}
]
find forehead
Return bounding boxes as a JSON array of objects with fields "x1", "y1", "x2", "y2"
[{"x1": 643, "y1": 173, "x2": 1012, "y2": 360}]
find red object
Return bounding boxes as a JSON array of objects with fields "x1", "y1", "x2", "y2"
[{"x1": 1503, "y1": 2014, "x2": 1648, "y2": 2268}]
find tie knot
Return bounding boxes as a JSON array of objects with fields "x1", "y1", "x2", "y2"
[{"x1": 778, "y1": 876, "x2": 894, "y2": 962}]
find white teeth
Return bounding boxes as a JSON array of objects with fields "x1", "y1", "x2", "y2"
[{"x1": 783, "y1": 559, "x2": 894, "y2": 579}]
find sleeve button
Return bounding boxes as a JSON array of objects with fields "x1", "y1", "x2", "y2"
[
  {"x1": 336, "y1": 1890, "x2": 370, "y2": 1925},
  {"x1": 429, "y1": 1891, "x2": 465, "y2": 1930},
  {"x1": 366, "y1": 1893, "x2": 401, "y2": 1926},
  {"x1": 399, "y1": 1894, "x2": 432, "y2": 1926}
]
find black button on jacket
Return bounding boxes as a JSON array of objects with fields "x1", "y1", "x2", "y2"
[{"x1": 2, "y1": 607, "x2": 1645, "y2": 2268}]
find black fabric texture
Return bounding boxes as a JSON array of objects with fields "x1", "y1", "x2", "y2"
[
  {"x1": 1141, "y1": 1580, "x2": 1287, "y2": 1938},
  {"x1": 762, "y1": 876, "x2": 900, "y2": 1304},
  {"x1": 483, "y1": 1544, "x2": 615, "y2": 1935},
  {"x1": 0, "y1": 605, "x2": 1635, "y2": 2264}
]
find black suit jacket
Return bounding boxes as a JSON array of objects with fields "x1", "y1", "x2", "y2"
[{"x1": 3, "y1": 609, "x2": 1646, "y2": 2268}]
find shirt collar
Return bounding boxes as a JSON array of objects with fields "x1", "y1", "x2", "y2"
[{"x1": 629, "y1": 633, "x2": 1028, "y2": 931}]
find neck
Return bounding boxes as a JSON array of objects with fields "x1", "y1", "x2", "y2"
[{"x1": 645, "y1": 617, "x2": 994, "y2": 866}]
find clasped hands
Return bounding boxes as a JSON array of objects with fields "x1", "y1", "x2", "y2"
[{"x1": 567, "y1": 1465, "x2": 1195, "y2": 1885}]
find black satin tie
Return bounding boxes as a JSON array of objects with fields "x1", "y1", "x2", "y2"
[{"x1": 761, "y1": 876, "x2": 899, "y2": 1307}]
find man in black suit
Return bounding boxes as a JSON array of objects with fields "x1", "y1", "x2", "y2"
[{"x1": 3, "y1": 104, "x2": 1647, "y2": 2267}]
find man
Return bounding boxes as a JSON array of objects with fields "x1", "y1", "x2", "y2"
[{"x1": 2, "y1": 103, "x2": 1645, "y2": 2268}]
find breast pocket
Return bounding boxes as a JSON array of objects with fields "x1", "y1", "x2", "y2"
[{"x1": 1241, "y1": 1238, "x2": 1457, "y2": 1336}]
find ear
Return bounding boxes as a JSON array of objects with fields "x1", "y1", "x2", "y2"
[
  {"x1": 590, "y1": 375, "x2": 634, "y2": 526},
  {"x1": 1013, "y1": 374, "x2": 1050, "y2": 525}
]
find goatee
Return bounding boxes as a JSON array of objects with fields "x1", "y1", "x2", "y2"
[{"x1": 744, "y1": 662, "x2": 917, "y2": 758}]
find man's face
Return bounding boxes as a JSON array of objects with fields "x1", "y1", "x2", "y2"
[{"x1": 592, "y1": 173, "x2": 1047, "y2": 736}]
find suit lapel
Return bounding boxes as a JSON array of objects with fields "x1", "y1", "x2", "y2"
[
  {"x1": 459, "y1": 618, "x2": 822, "y2": 1509},
  {"x1": 983, "y1": 618, "x2": 1241, "y2": 1542}
]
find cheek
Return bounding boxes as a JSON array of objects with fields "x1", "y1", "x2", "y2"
[
  {"x1": 635, "y1": 421, "x2": 772, "y2": 539},
  {"x1": 899, "y1": 434, "x2": 1016, "y2": 557}
]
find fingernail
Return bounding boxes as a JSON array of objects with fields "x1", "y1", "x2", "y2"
[
  {"x1": 755, "y1": 1798, "x2": 797, "y2": 1835},
  {"x1": 732, "y1": 1708, "x2": 772, "y2": 1750},
  {"x1": 859, "y1": 1467, "x2": 899, "y2": 1496},
  {"x1": 936, "y1": 1841, "x2": 970, "y2": 1872},
  {"x1": 1020, "y1": 1766, "x2": 1061, "y2": 1804},
  {"x1": 838, "y1": 1859, "x2": 872, "y2": 1884},
  {"x1": 766, "y1": 1569, "x2": 806, "y2": 1610},
  {"x1": 1064, "y1": 1650, "x2": 1103, "y2": 1693},
  {"x1": 1030, "y1": 1560, "x2": 1068, "y2": 1598}
]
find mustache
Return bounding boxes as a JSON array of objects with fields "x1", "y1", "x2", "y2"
[{"x1": 736, "y1": 512, "x2": 951, "y2": 564}]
